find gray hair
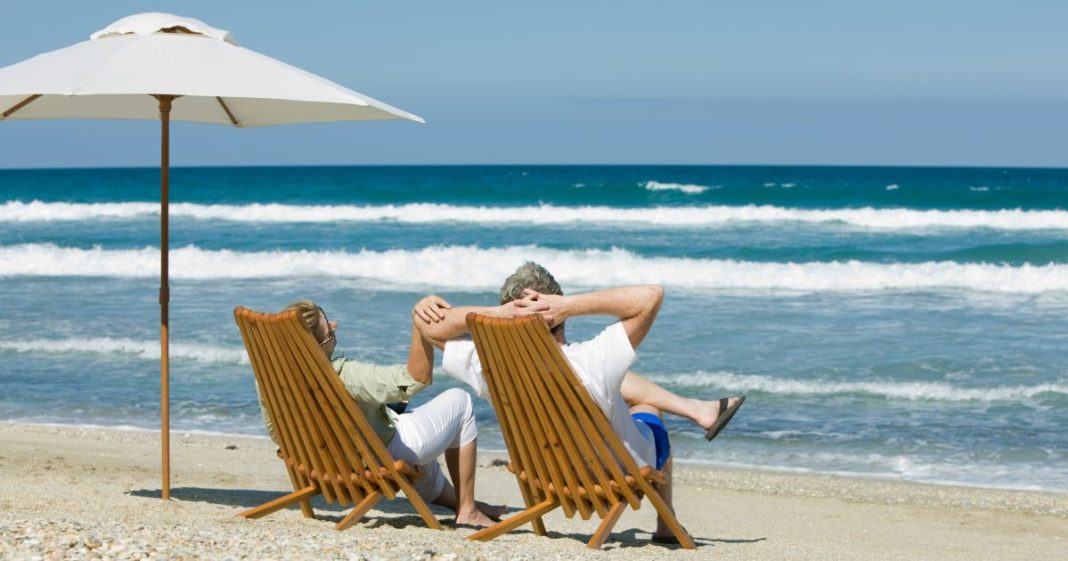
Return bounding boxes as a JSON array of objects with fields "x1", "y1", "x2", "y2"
[{"x1": 499, "y1": 262, "x2": 563, "y2": 305}]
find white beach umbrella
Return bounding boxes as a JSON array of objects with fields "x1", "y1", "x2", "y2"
[{"x1": 0, "y1": 12, "x2": 423, "y2": 500}]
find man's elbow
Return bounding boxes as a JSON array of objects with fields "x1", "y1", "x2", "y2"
[{"x1": 642, "y1": 284, "x2": 664, "y2": 310}]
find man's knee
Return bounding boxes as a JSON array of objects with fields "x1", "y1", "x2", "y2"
[{"x1": 629, "y1": 403, "x2": 660, "y2": 417}]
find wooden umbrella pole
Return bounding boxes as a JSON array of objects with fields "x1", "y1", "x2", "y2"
[{"x1": 157, "y1": 95, "x2": 174, "y2": 500}]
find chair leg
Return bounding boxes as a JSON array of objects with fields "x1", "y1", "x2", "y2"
[
  {"x1": 587, "y1": 501, "x2": 627, "y2": 549},
  {"x1": 335, "y1": 492, "x2": 382, "y2": 531},
  {"x1": 285, "y1": 464, "x2": 316, "y2": 519},
  {"x1": 642, "y1": 483, "x2": 695, "y2": 549},
  {"x1": 517, "y1": 481, "x2": 547, "y2": 535},
  {"x1": 468, "y1": 498, "x2": 558, "y2": 542},
  {"x1": 394, "y1": 477, "x2": 445, "y2": 530},
  {"x1": 240, "y1": 485, "x2": 319, "y2": 519}
]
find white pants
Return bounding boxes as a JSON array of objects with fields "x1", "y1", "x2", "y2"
[{"x1": 386, "y1": 387, "x2": 477, "y2": 502}]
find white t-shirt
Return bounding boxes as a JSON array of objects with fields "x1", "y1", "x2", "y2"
[{"x1": 442, "y1": 321, "x2": 656, "y2": 467}]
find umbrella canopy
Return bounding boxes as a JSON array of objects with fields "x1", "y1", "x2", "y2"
[
  {"x1": 0, "y1": 12, "x2": 422, "y2": 125},
  {"x1": 0, "y1": 12, "x2": 423, "y2": 499}
]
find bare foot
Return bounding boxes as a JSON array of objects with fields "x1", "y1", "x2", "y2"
[
  {"x1": 690, "y1": 396, "x2": 743, "y2": 431},
  {"x1": 455, "y1": 507, "x2": 498, "y2": 528},
  {"x1": 476, "y1": 500, "x2": 507, "y2": 521}
]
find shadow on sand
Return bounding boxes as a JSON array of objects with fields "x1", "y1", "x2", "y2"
[
  {"x1": 497, "y1": 526, "x2": 767, "y2": 551},
  {"x1": 127, "y1": 487, "x2": 765, "y2": 547},
  {"x1": 126, "y1": 486, "x2": 518, "y2": 530}
]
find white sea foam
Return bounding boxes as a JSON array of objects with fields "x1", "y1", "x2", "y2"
[
  {"x1": 2, "y1": 243, "x2": 1068, "y2": 294},
  {"x1": 642, "y1": 180, "x2": 710, "y2": 194},
  {"x1": 885, "y1": 184, "x2": 900, "y2": 191},
  {"x1": 4, "y1": 200, "x2": 1067, "y2": 231},
  {"x1": 650, "y1": 370, "x2": 1068, "y2": 402},
  {"x1": 678, "y1": 451, "x2": 1068, "y2": 492},
  {"x1": 0, "y1": 337, "x2": 248, "y2": 364}
]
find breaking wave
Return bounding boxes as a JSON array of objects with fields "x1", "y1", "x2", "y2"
[
  {"x1": 642, "y1": 180, "x2": 712, "y2": 194},
  {"x1": 3, "y1": 200, "x2": 1067, "y2": 231},
  {"x1": 2, "y1": 243, "x2": 1067, "y2": 294},
  {"x1": 651, "y1": 371, "x2": 1068, "y2": 402},
  {"x1": 0, "y1": 338, "x2": 248, "y2": 364}
]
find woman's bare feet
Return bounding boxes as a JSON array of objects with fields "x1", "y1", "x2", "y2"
[{"x1": 454, "y1": 506, "x2": 498, "y2": 528}]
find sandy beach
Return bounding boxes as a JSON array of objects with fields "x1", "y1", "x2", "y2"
[{"x1": 1, "y1": 422, "x2": 1064, "y2": 560}]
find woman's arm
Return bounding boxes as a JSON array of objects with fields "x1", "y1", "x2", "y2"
[{"x1": 406, "y1": 318, "x2": 435, "y2": 385}]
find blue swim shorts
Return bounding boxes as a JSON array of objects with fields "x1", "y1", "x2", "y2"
[{"x1": 630, "y1": 412, "x2": 670, "y2": 470}]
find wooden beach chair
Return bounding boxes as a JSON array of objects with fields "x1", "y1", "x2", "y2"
[
  {"x1": 464, "y1": 314, "x2": 694, "y2": 549},
  {"x1": 233, "y1": 306, "x2": 443, "y2": 531}
]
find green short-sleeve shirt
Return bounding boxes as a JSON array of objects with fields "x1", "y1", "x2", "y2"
[{"x1": 258, "y1": 356, "x2": 428, "y2": 446}]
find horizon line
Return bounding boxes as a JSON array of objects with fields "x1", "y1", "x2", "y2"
[{"x1": 2, "y1": 162, "x2": 1067, "y2": 172}]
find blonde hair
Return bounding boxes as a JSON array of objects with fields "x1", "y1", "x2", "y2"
[{"x1": 283, "y1": 299, "x2": 326, "y2": 341}]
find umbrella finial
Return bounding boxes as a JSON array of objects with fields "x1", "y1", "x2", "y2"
[{"x1": 91, "y1": 12, "x2": 236, "y2": 45}]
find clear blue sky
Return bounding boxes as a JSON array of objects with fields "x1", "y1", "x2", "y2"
[{"x1": 1, "y1": 1, "x2": 1066, "y2": 167}]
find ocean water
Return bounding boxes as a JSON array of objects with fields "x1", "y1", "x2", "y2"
[{"x1": 1, "y1": 165, "x2": 1066, "y2": 492}]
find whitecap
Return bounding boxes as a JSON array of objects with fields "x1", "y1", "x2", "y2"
[
  {"x1": 5, "y1": 200, "x2": 1068, "y2": 231},
  {"x1": 0, "y1": 337, "x2": 248, "y2": 364},
  {"x1": 2, "y1": 243, "x2": 1068, "y2": 294},
  {"x1": 642, "y1": 180, "x2": 709, "y2": 194},
  {"x1": 648, "y1": 370, "x2": 1068, "y2": 401}
]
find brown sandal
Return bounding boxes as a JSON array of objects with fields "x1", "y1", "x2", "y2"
[{"x1": 704, "y1": 396, "x2": 746, "y2": 441}]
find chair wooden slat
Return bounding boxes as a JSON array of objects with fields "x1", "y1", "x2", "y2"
[
  {"x1": 472, "y1": 320, "x2": 549, "y2": 504},
  {"x1": 465, "y1": 314, "x2": 695, "y2": 549},
  {"x1": 275, "y1": 318, "x2": 362, "y2": 503},
  {"x1": 519, "y1": 319, "x2": 643, "y2": 509},
  {"x1": 499, "y1": 318, "x2": 605, "y2": 518},
  {"x1": 490, "y1": 319, "x2": 584, "y2": 519},
  {"x1": 289, "y1": 311, "x2": 404, "y2": 501},
  {"x1": 235, "y1": 313, "x2": 317, "y2": 519},
  {"x1": 259, "y1": 314, "x2": 345, "y2": 504},
  {"x1": 508, "y1": 320, "x2": 616, "y2": 516},
  {"x1": 233, "y1": 306, "x2": 444, "y2": 531},
  {"x1": 248, "y1": 314, "x2": 337, "y2": 503},
  {"x1": 468, "y1": 320, "x2": 548, "y2": 536},
  {"x1": 282, "y1": 316, "x2": 405, "y2": 500}
]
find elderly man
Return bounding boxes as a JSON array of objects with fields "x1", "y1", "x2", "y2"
[{"x1": 413, "y1": 262, "x2": 744, "y2": 543}]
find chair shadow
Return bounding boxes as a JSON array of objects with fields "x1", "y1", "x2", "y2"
[
  {"x1": 126, "y1": 486, "x2": 521, "y2": 529},
  {"x1": 126, "y1": 488, "x2": 762, "y2": 547},
  {"x1": 499, "y1": 526, "x2": 766, "y2": 550}
]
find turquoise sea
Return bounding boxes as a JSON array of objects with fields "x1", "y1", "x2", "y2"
[{"x1": 1, "y1": 165, "x2": 1066, "y2": 491}]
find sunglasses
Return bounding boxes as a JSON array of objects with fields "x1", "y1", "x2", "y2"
[{"x1": 316, "y1": 306, "x2": 335, "y2": 347}]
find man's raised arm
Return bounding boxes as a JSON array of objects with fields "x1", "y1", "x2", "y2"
[
  {"x1": 411, "y1": 295, "x2": 545, "y2": 349},
  {"x1": 518, "y1": 285, "x2": 664, "y2": 348},
  {"x1": 411, "y1": 285, "x2": 663, "y2": 350}
]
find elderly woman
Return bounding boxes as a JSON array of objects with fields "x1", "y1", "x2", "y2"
[{"x1": 259, "y1": 297, "x2": 502, "y2": 527}]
